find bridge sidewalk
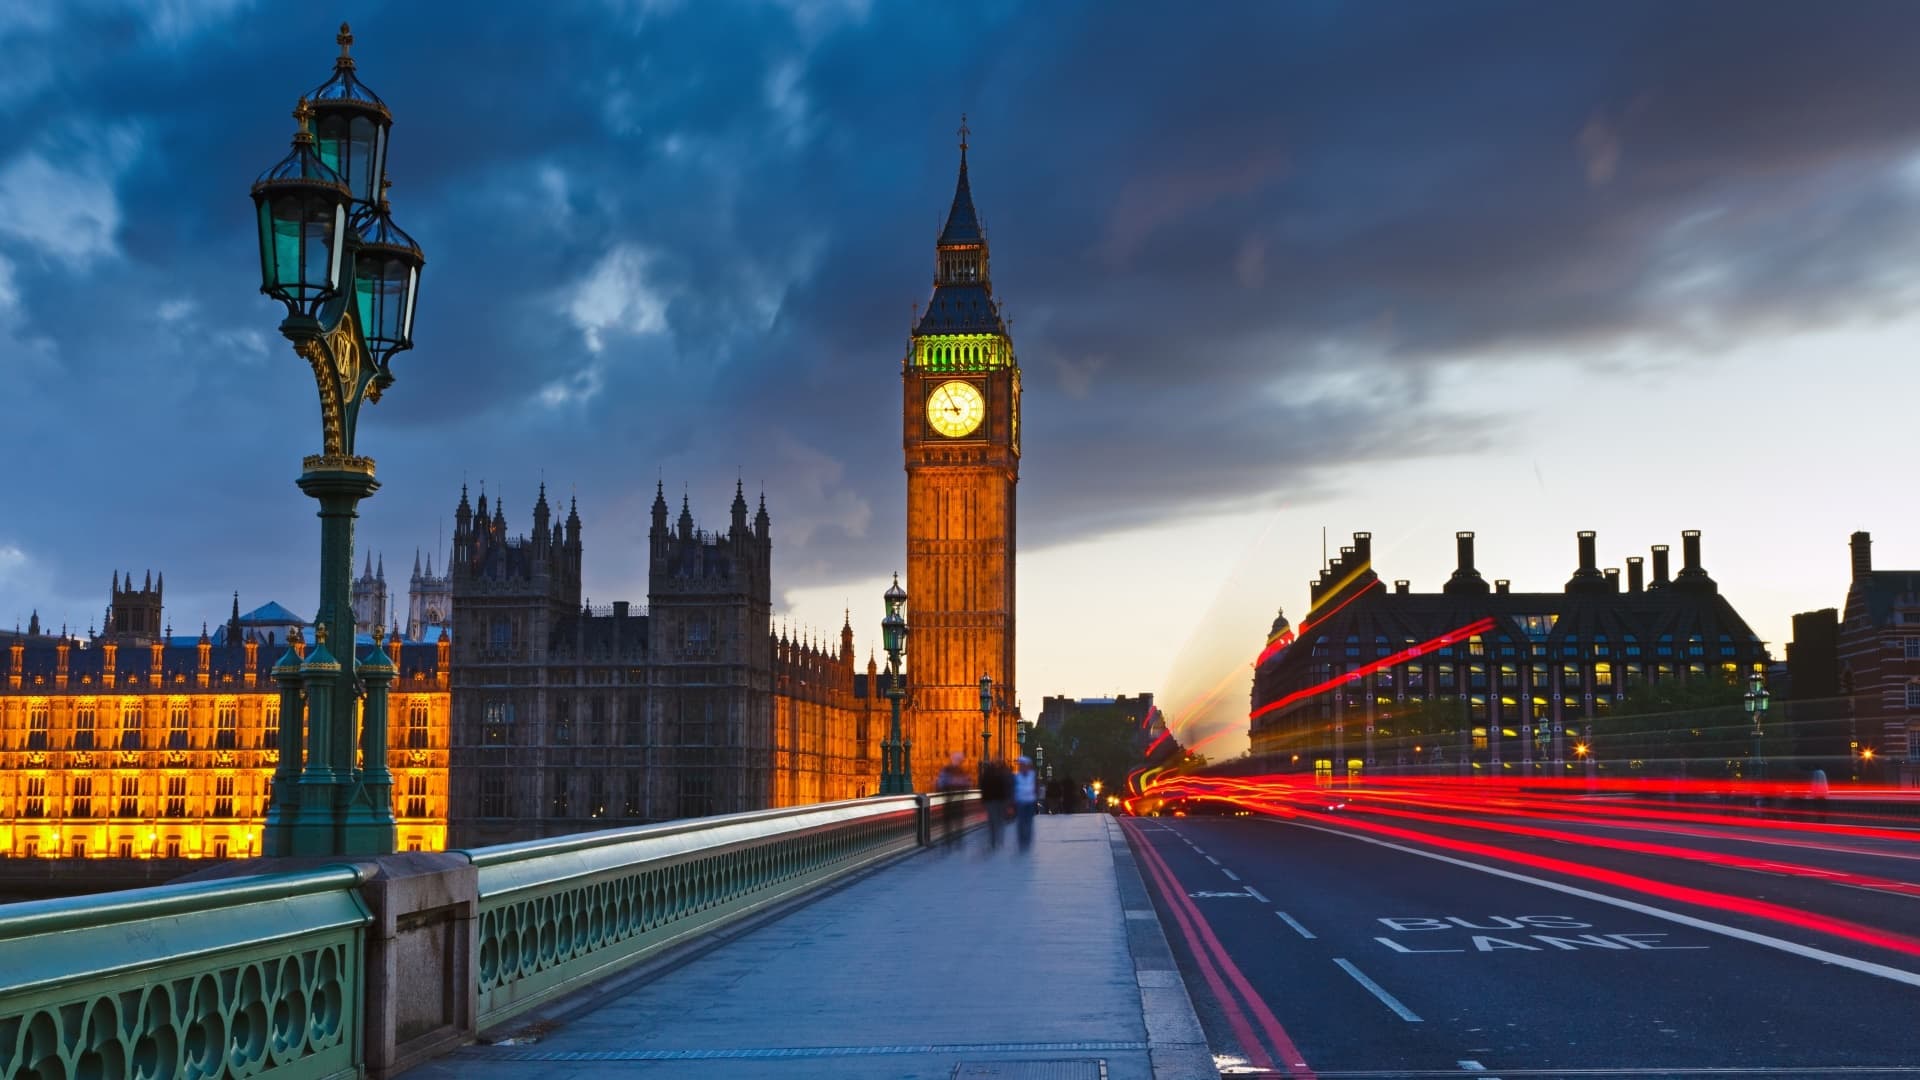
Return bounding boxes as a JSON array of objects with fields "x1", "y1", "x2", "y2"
[{"x1": 403, "y1": 813, "x2": 1213, "y2": 1080}]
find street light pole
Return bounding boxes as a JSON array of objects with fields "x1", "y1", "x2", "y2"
[
  {"x1": 1744, "y1": 673, "x2": 1771, "y2": 785},
  {"x1": 978, "y1": 672, "x2": 993, "y2": 769},
  {"x1": 252, "y1": 24, "x2": 424, "y2": 859},
  {"x1": 879, "y1": 575, "x2": 912, "y2": 795}
]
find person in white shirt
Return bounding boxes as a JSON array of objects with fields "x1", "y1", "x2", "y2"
[{"x1": 1012, "y1": 756, "x2": 1039, "y2": 851}]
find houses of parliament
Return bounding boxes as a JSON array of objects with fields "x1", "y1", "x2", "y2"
[{"x1": 0, "y1": 132, "x2": 1025, "y2": 859}]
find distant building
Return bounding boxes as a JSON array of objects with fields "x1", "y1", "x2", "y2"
[
  {"x1": 407, "y1": 548, "x2": 452, "y2": 642},
  {"x1": 1837, "y1": 532, "x2": 1920, "y2": 780},
  {"x1": 351, "y1": 554, "x2": 389, "y2": 636},
  {"x1": 1037, "y1": 694, "x2": 1156, "y2": 737},
  {"x1": 446, "y1": 483, "x2": 888, "y2": 847},
  {"x1": 0, "y1": 578, "x2": 450, "y2": 862},
  {"x1": 1250, "y1": 530, "x2": 1770, "y2": 776}
]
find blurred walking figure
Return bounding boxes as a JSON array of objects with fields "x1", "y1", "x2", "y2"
[
  {"x1": 936, "y1": 751, "x2": 971, "y2": 849},
  {"x1": 1013, "y1": 756, "x2": 1040, "y2": 852},
  {"x1": 979, "y1": 757, "x2": 1012, "y2": 849}
]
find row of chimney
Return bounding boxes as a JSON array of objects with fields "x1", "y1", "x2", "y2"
[{"x1": 1438, "y1": 529, "x2": 1715, "y2": 596}]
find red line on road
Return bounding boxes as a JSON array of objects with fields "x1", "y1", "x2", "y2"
[
  {"x1": 1126, "y1": 820, "x2": 1277, "y2": 1073},
  {"x1": 1125, "y1": 819, "x2": 1319, "y2": 1079}
]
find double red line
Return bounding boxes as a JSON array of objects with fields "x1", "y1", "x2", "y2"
[{"x1": 1123, "y1": 818, "x2": 1317, "y2": 1078}]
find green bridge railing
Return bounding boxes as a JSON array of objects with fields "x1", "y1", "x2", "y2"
[
  {"x1": 1, "y1": 792, "x2": 977, "y2": 1079},
  {"x1": 0, "y1": 868, "x2": 369, "y2": 1080}
]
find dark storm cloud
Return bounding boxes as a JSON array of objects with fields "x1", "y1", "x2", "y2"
[{"x1": 3, "y1": 0, "x2": 1920, "y2": 627}]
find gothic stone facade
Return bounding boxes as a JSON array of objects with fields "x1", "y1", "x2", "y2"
[
  {"x1": 901, "y1": 136, "x2": 1021, "y2": 791},
  {"x1": 446, "y1": 484, "x2": 886, "y2": 847},
  {"x1": 0, "y1": 625, "x2": 451, "y2": 861}
]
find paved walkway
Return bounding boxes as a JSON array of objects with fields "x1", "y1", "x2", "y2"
[{"x1": 405, "y1": 814, "x2": 1213, "y2": 1079}]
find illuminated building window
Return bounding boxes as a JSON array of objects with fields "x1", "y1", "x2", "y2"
[
  {"x1": 120, "y1": 700, "x2": 142, "y2": 749},
  {"x1": 1437, "y1": 664, "x2": 1455, "y2": 691},
  {"x1": 479, "y1": 772, "x2": 508, "y2": 817},
  {"x1": 484, "y1": 701, "x2": 512, "y2": 744},
  {"x1": 264, "y1": 701, "x2": 279, "y2": 750},
  {"x1": 215, "y1": 701, "x2": 238, "y2": 750},
  {"x1": 1595, "y1": 662, "x2": 1614, "y2": 690},
  {"x1": 1657, "y1": 663, "x2": 1675, "y2": 681},
  {"x1": 118, "y1": 776, "x2": 139, "y2": 817},
  {"x1": 624, "y1": 770, "x2": 644, "y2": 817},
  {"x1": 1499, "y1": 665, "x2": 1518, "y2": 691},
  {"x1": 408, "y1": 701, "x2": 429, "y2": 749},
  {"x1": 405, "y1": 774, "x2": 428, "y2": 818},
  {"x1": 1468, "y1": 636, "x2": 1486, "y2": 658},
  {"x1": 71, "y1": 776, "x2": 94, "y2": 818},
  {"x1": 1688, "y1": 635, "x2": 1705, "y2": 658},
  {"x1": 1688, "y1": 663, "x2": 1706, "y2": 678},
  {"x1": 117, "y1": 839, "x2": 133, "y2": 859},
  {"x1": 164, "y1": 776, "x2": 187, "y2": 818},
  {"x1": 24, "y1": 777, "x2": 46, "y2": 818},
  {"x1": 213, "y1": 776, "x2": 235, "y2": 818},
  {"x1": 1469, "y1": 665, "x2": 1487, "y2": 691},
  {"x1": 1593, "y1": 635, "x2": 1610, "y2": 657},
  {"x1": 27, "y1": 703, "x2": 48, "y2": 750},
  {"x1": 1562, "y1": 664, "x2": 1582, "y2": 690},
  {"x1": 169, "y1": 703, "x2": 189, "y2": 750},
  {"x1": 74, "y1": 703, "x2": 96, "y2": 750},
  {"x1": 589, "y1": 774, "x2": 607, "y2": 818},
  {"x1": 1469, "y1": 696, "x2": 1487, "y2": 723},
  {"x1": 549, "y1": 771, "x2": 571, "y2": 818},
  {"x1": 1531, "y1": 696, "x2": 1549, "y2": 720}
]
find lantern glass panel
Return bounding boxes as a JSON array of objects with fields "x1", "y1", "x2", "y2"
[
  {"x1": 327, "y1": 202, "x2": 346, "y2": 292},
  {"x1": 401, "y1": 264, "x2": 418, "y2": 339},
  {"x1": 355, "y1": 252, "x2": 410, "y2": 350},
  {"x1": 314, "y1": 113, "x2": 384, "y2": 204}
]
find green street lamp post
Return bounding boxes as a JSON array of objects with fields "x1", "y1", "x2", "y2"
[
  {"x1": 978, "y1": 672, "x2": 993, "y2": 768},
  {"x1": 253, "y1": 24, "x2": 424, "y2": 858},
  {"x1": 879, "y1": 575, "x2": 912, "y2": 795},
  {"x1": 1744, "y1": 673, "x2": 1771, "y2": 784}
]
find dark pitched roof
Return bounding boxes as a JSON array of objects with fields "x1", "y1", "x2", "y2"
[
  {"x1": 938, "y1": 152, "x2": 982, "y2": 245},
  {"x1": 914, "y1": 283, "x2": 1005, "y2": 335}
]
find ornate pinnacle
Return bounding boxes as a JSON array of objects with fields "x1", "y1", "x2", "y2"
[
  {"x1": 337, "y1": 22, "x2": 355, "y2": 66},
  {"x1": 314, "y1": 623, "x2": 328, "y2": 646}
]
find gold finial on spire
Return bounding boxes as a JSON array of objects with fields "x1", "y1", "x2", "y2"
[
  {"x1": 314, "y1": 622, "x2": 328, "y2": 646},
  {"x1": 337, "y1": 21, "x2": 354, "y2": 64},
  {"x1": 373, "y1": 623, "x2": 386, "y2": 646},
  {"x1": 293, "y1": 97, "x2": 313, "y2": 137},
  {"x1": 957, "y1": 113, "x2": 970, "y2": 156}
]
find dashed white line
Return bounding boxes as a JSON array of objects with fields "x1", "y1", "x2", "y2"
[
  {"x1": 1204, "y1": 855, "x2": 1221, "y2": 865},
  {"x1": 1222, "y1": 868, "x2": 1241, "y2": 882},
  {"x1": 1334, "y1": 957, "x2": 1422, "y2": 1022},
  {"x1": 1243, "y1": 886, "x2": 1270, "y2": 904},
  {"x1": 1276, "y1": 911, "x2": 1316, "y2": 939},
  {"x1": 1458, "y1": 1063, "x2": 1485, "y2": 1072}
]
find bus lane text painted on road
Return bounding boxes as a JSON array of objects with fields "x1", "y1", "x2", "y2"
[{"x1": 1372, "y1": 915, "x2": 1711, "y2": 954}]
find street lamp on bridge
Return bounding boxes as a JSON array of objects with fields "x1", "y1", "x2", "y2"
[
  {"x1": 979, "y1": 672, "x2": 993, "y2": 768},
  {"x1": 251, "y1": 24, "x2": 425, "y2": 857},
  {"x1": 879, "y1": 575, "x2": 912, "y2": 795},
  {"x1": 1744, "y1": 673, "x2": 1771, "y2": 783}
]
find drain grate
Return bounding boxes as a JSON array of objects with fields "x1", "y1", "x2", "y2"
[{"x1": 952, "y1": 1061, "x2": 1107, "y2": 1080}]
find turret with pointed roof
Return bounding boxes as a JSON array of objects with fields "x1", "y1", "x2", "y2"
[{"x1": 915, "y1": 116, "x2": 1007, "y2": 338}]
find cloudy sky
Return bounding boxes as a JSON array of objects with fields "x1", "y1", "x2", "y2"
[{"x1": 3, "y1": 1, "x2": 1919, "y2": 753}]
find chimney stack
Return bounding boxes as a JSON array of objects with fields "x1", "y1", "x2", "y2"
[
  {"x1": 1353, "y1": 532, "x2": 1372, "y2": 566},
  {"x1": 1674, "y1": 530, "x2": 1716, "y2": 592},
  {"x1": 1626, "y1": 556, "x2": 1644, "y2": 593},
  {"x1": 1604, "y1": 568, "x2": 1620, "y2": 591},
  {"x1": 1851, "y1": 531, "x2": 1872, "y2": 580},
  {"x1": 1495, "y1": 579, "x2": 1510, "y2": 594},
  {"x1": 1566, "y1": 530, "x2": 1607, "y2": 593},
  {"x1": 1394, "y1": 580, "x2": 1410, "y2": 595},
  {"x1": 1445, "y1": 532, "x2": 1490, "y2": 595},
  {"x1": 1650, "y1": 545, "x2": 1671, "y2": 589}
]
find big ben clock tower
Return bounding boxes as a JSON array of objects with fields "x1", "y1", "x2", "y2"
[{"x1": 903, "y1": 120, "x2": 1020, "y2": 791}]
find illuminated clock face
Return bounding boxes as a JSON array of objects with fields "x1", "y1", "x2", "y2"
[{"x1": 926, "y1": 380, "x2": 986, "y2": 438}]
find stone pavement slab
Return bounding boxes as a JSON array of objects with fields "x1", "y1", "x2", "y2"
[{"x1": 403, "y1": 814, "x2": 1212, "y2": 1079}]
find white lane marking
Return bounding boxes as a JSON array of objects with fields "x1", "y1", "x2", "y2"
[
  {"x1": 1280, "y1": 820, "x2": 1920, "y2": 990},
  {"x1": 1333, "y1": 957, "x2": 1422, "y2": 1022},
  {"x1": 1277, "y1": 911, "x2": 1317, "y2": 939},
  {"x1": 1457, "y1": 1063, "x2": 1484, "y2": 1072},
  {"x1": 1222, "y1": 868, "x2": 1241, "y2": 881},
  {"x1": 1243, "y1": 886, "x2": 1270, "y2": 904},
  {"x1": 1205, "y1": 855, "x2": 1221, "y2": 865}
]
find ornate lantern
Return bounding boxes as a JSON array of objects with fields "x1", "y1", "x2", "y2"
[{"x1": 251, "y1": 100, "x2": 349, "y2": 320}]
